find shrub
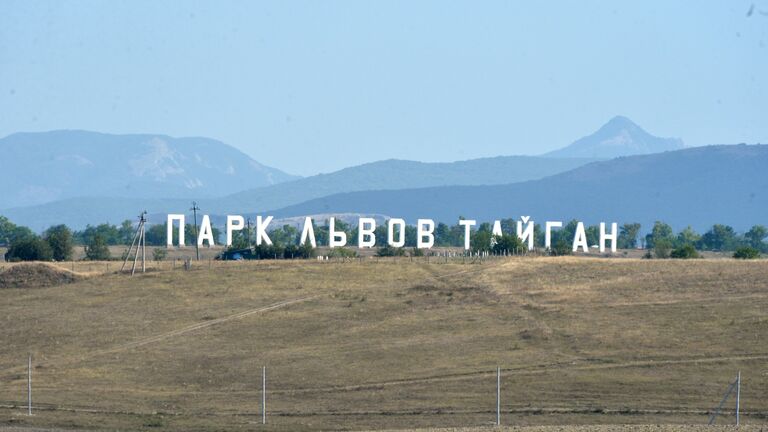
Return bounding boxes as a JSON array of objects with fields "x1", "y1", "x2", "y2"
[
  {"x1": 152, "y1": 248, "x2": 168, "y2": 261},
  {"x1": 549, "y1": 238, "x2": 572, "y2": 256},
  {"x1": 733, "y1": 247, "x2": 760, "y2": 259},
  {"x1": 376, "y1": 246, "x2": 406, "y2": 257},
  {"x1": 283, "y1": 243, "x2": 316, "y2": 259},
  {"x1": 670, "y1": 244, "x2": 699, "y2": 259},
  {"x1": 5, "y1": 237, "x2": 53, "y2": 262},
  {"x1": 252, "y1": 244, "x2": 285, "y2": 259},
  {"x1": 327, "y1": 247, "x2": 357, "y2": 258}
]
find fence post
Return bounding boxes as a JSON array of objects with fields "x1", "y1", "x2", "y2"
[
  {"x1": 736, "y1": 371, "x2": 741, "y2": 426},
  {"x1": 262, "y1": 366, "x2": 266, "y2": 425},
  {"x1": 496, "y1": 366, "x2": 501, "y2": 426},
  {"x1": 27, "y1": 355, "x2": 32, "y2": 416}
]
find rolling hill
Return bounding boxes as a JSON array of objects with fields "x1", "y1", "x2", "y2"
[
  {"x1": 268, "y1": 144, "x2": 768, "y2": 231},
  {"x1": 212, "y1": 156, "x2": 598, "y2": 214},
  {"x1": 0, "y1": 258, "x2": 765, "y2": 430},
  {"x1": 0, "y1": 130, "x2": 298, "y2": 209},
  {"x1": 2, "y1": 155, "x2": 596, "y2": 230}
]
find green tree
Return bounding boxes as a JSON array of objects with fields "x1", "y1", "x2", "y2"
[
  {"x1": 700, "y1": 224, "x2": 737, "y2": 251},
  {"x1": 618, "y1": 223, "x2": 641, "y2": 249},
  {"x1": 653, "y1": 238, "x2": 673, "y2": 259},
  {"x1": 75, "y1": 223, "x2": 121, "y2": 245},
  {"x1": 118, "y1": 220, "x2": 135, "y2": 245},
  {"x1": 84, "y1": 234, "x2": 111, "y2": 260},
  {"x1": 44, "y1": 225, "x2": 74, "y2": 261},
  {"x1": 248, "y1": 243, "x2": 284, "y2": 259},
  {"x1": 491, "y1": 233, "x2": 524, "y2": 254},
  {"x1": 470, "y1": 230, "x2": 493, "y2": 253},
  {"x1": 585, "y1": 225, "x2": 600, "y2": 248},
  {"x1": 0, "y1": 216, "x2": 35, "y2": 246},
  {"x1": 646, "y1": 221, "x2": 675, "y2": 249},
  {"x1": 676, "y1": 226, "x2": 701, "y2": 247},
  {"x1": 374, "y1": 224, "x2": 389, "y2": 246},
  {"x1": 269, "y1": 224, "x2": 300, "y2": 246},
  {"x1": 228, "y1": 229, "x2": 250, "y2": 250},
  {"x1": 745, "y1": 225, "x2": 768, "y2": 251},
  {"x1": 434, "y1": 222, "x2": 452, "y2": 247},
  {"x1": 555, "y1": 220, "x2": 580, "y2": 247},
  {"x1": 4, "y1": 237, "x2": 53, "y2": 261},
  {"x1": 144, "y1": 223, "x2": 174, "y2": 246},
  {"x1": 550, "y1": 238, "x2": 572, "y2": 256},
  {"x1": 284, "y1": 242, "x2": 315, "y2": 259},
  {"x1": 404, "y1": 225, "x2": 418, "y2": 247}
]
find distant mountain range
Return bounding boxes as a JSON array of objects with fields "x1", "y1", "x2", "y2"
[
  {"x1": 5, "y1": 117, "x2": 754, "y2": 233},
  {"x1": 268, "y1": 145, "x2": 768, "y2": 232},
  {"x1": 2, "y1": 155, "x2": 596, "y2": 230},
  {"x1": 0, "y1": 130, "x2": 298, "y2": 209},
  {"x1": 545, "y1": 116, "x2": 684, "y2": 158}
]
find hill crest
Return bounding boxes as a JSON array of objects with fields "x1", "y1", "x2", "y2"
[{"x1": 545, "y1": 116, "x2": 684, "y2": 158}]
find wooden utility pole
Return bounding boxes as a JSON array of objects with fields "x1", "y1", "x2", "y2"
[
  {"x1": 121, "y1": 211, "x2": 147, "y2": 275},
  {"x1": 191, "y1": 202, "x2": 201, "y2": 260}
]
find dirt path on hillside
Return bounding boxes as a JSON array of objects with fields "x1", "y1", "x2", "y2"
[{"x1": 0, "y1": 295, "x2": 319, "y2": 379}]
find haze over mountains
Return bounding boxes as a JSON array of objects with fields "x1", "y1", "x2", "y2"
[
  {"x1": 2, "y1": 155, "x2": 596, "y2": 230},
  {"x1": 3, "y1": 116, "x2": 762, "y2": 232},
  {"x1": 544, "y1": 116, "x2": 684, "y2": 158},
  {"x1": 0, "y1": 130, "x2": 298, "y2": 209},
  {"x1": 271, "y1": 145, "x2": 768, "y2": 232}
]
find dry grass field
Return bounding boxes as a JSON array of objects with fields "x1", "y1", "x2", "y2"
[{"x1": 0, "y1": 256, "x2": 766, "y2": 431}]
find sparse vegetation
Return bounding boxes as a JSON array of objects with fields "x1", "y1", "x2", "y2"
[
  {"x1": 377, "y1": 245, "x2": 406, "y2": 257},
  {"x1": 733, "y1": 246, "x2": 760, "y2": 259},
  {"x1": 0, "y1": 258, "x2": 766, "y2": 431},
  {"x1": 152, "y1": 248, "x2": 167, "y2": 261},
  {"x1": 327, "y1": 247, "x2": 357, "y2": 258}
]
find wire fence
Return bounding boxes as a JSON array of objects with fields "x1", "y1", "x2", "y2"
[{"x1": 3, "y1": 355, "x2": 758, "y2": 430}]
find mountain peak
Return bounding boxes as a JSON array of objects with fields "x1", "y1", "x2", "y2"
[
  {"x1": 545, "y1": 116, "x2": 684, "y2": 159},
  {"x1": 603, "y1": 115, "x2": 636, "y2": 128}
]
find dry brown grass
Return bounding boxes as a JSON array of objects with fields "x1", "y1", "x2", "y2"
[
  {"x1": 0, "y1": 257, "x2": 766, "y2": 431},
  {"x1": 386, "y1": 426, "x2": 762, "y2": 432},
  {"x1": 0, "y1": 263, "x2": 88, "y2": 289}
]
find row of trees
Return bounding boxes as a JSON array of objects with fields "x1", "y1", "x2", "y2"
[
  {"x1": 644, "y1": 222, "x2": 768, "y2": 255},
  {"x1": 3, "y1": 224, "x2": 110, "y2": 262},
  {"x1": 229, "y1": 219, "x2": 766, "y2": 256},
  {"x1": 2, "y1": 215, "x2": 766, "y2": 261}
]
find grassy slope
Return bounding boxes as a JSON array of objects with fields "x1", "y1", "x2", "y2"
[{"x1": 0, "y1": 258, "x2": 766, "y2": 431}]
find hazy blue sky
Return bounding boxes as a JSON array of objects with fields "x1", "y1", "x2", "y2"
[{"x1": 1, "y1": 1, "x2": 766, "y2": 176}]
